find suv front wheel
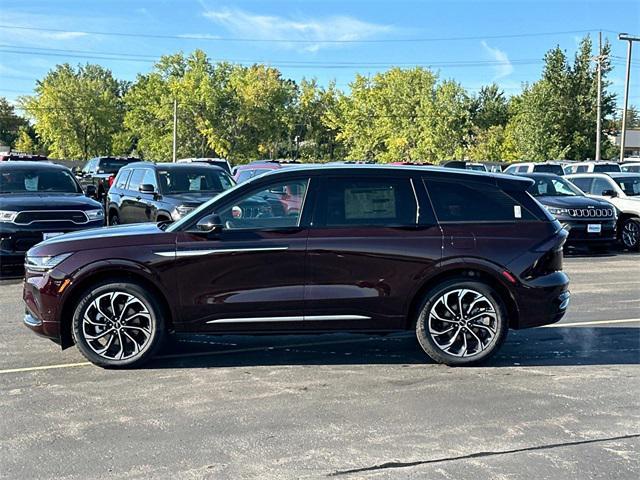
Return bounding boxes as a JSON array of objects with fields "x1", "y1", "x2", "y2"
[
  {"x1": 416, "y1": 279, "x2": 508, "y2": 366},
  {"x1": 72, "y1": 281, "x2": 166, "y2": 368}
]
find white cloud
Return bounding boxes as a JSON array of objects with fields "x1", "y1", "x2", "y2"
[
  {"x1": 44, "y1": 31, "x2": 88, "y2": 40},
  {"x1": 481, "y1": 41, "x2": 514, "y2": 80},
  {"x1": 200, "y1": 6, "x2": 392, "y2": 52}
]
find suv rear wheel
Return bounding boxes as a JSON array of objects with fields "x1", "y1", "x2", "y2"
[
  {"x1": 416, "y1": 279, "x2": 508, "y2": 366},
  {"x1": 71, "y1": 281, "x2": 165, "y2": 368}
]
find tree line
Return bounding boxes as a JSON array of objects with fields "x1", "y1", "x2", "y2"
[{"x1": 2, "y1": 35, "x2": 637, "y2": 164}]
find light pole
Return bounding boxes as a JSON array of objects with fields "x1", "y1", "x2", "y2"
[
  {"x1": 172, "y1": 98, "x2": 178, "y2": 163},
  {"x1": 618, "y1": 33, "x2": 640, "y2": 162},
  {"x1": 595, "y1": 32, "x2": 603, "y2": 161}
]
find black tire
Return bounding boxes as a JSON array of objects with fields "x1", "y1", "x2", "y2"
[
  {"x1": 109, "y1": 212, "x2": 119, "y2": 226},
  {"x1": 71, "y1": 281, "x2": 166, "y2": 368},
  {"x1": 415, "y1": 279, "x2": 509, "y2": 366},
  {"x1": 620, "y1": 218, "x2": 640, "y2": 251}
]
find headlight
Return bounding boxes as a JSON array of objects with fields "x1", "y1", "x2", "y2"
[
  {"x1": 176, "y1": 205, "x2": 195, "y2": 217},
  {"x1": 545, "y1": 206, "x2": 569, "y2": 216},
  {"x1": 25, "y1": 252, "x2": 73, "y2": 272},
  {"x1": 85, "y1": 209, "x2": 104, "y2": 221},
  {"x1": 0, "y1": 210, "x2": 18, "y2": 222}
]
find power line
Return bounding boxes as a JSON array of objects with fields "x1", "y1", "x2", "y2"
[{"x1": 0, "y1": 24, "x2": 614, "y2": 44}]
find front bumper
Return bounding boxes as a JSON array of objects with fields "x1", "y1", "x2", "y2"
[
  {"x1": 23, "y1": 271, "x2": 65, "y2": 342},
  {"x1": 1, "y1": 221, "x2": 104, "y2": 267},
  {"x1": 560, "y1": 219, "x2": 617, "y2": 245}
]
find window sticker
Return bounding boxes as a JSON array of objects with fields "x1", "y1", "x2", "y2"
[
  {"x1": 344, "y1": 186, "x2": 396, "y2": 219},
  {"x1": 514, "y1": 205, "x2": 522, "y2": 218}
]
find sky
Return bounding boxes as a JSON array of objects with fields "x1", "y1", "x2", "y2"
[{"x1": 1, "y1": 0, "x2": 639, "y2": 111}]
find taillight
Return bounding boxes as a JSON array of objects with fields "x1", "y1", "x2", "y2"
[
  {"x1": 524, "y1": 247, "x2": 563, "y2": 279},
  {"x1": 108, "y1": 175, "x2": 115, "y2": 187}
]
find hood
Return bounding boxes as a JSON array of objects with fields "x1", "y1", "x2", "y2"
[
  {"x1": 0, "y1": 193, "x2": 102, "y2": 211},
  {"x1": 161, "y1": 191, "x2": 218, "y2": 205},
  {"x1": 28, "y1": 223, "x2": 175, "y2": 257},
  {"x1": 534, "y1": 195, "x2": 613, "y2": 209}
]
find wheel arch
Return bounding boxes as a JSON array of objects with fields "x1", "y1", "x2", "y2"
[
  {"x1": 58, "y1": 262, "x2": 175, "y2": 349},
  {"x1": 405, "y1": 261, "x2": 520, "y2": 330}
]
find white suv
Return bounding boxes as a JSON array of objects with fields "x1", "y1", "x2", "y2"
[
  {"x1": 566, "y1": 172, "x2": 640, "y2": 250},
  {"x1": 563, "y1": 161, "x2": 621, "y2": 175}
]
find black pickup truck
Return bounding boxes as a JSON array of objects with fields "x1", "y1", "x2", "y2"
[{"x1": 76, "y1": 156, "x2": 139, "y2": 202}]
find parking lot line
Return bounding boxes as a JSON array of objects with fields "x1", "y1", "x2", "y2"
[
  {"x1": 547, "y1": 318, "x2": 640, "y2": 328},
  {"x1": 1, "y1": 318, "x2": 639, "y2": 375}
]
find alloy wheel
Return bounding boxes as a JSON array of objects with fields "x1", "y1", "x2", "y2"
[
  {"x1": 622, "y1": 220, "x2": 639, "y2": 249},
  {"x1": 82, "y1": 291, "x2": 154, "y2": 361},
  {"x1": 428, "y1": 288, "x2": 498, "y2": 358}
]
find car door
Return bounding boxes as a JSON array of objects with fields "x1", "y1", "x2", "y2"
[
  {"x1": 172, "y1": 175, "x2": 313, "y2": 332},
  {"x1": 304, "y1": 174, "x2": 442, "y2": 331},
  {"x1": 119, "y1": 168, "x2": 145, "y2": 223},
  {"x1": 135, "y1": 169, "x2": 159, "y2": 222}
]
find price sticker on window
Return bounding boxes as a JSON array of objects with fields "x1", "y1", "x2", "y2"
[{"x1": 514, "y1": 205, "x2": 522, "y2": 218}]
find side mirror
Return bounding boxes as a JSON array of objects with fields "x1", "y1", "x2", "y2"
[
  {"x1": 195, "y1": 214, "x2": 223, "y2": 234},
  {"x1": 85, "y1": 185, "x2": 97, "y2": 198},
  {"x1": 139, "y1": 183, "x2": 155, "y2": 194},
  {"x1": 601, "y1": 189, "x2": 617, "y2": 197}
]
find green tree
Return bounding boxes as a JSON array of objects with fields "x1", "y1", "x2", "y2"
[
  {"x1": 13, "y1": 126, "x2": 37, "y2": 153},
  {"x1": 467, "y1": 125, "x2": 505, "y2": 161},
  {"x1": 470, "y1": 84, "x2": 509, "y2": 130},
  {"x1": 20, "y1": 64, "x2": 126, "y2": 159},
  {"x1": 0, "y1": 97, "x2": 28, "y2": 148}
]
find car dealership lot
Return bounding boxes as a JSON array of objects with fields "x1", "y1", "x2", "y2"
[{"x1": 1, "y1": 254, "x2": 639, "y2": 479}]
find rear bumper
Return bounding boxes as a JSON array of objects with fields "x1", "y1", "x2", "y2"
[{"x1": 512, "y1": 271, "x2": 570, "y2": 329}]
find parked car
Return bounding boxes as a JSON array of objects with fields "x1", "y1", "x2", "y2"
[
  {"x1": 107, "y1": 162, "x2": 236, "y2": 225},
  {"x1": 503, "y1": 162, "x2": 565, "y2": 176},
  {"x1": 566, "y1": 172, "x2": 640, "y2": 250},
  {"x1": 443, "y1": 160, "x2": 488, "y2": 172},
  {"x1": 621, "y1": 162, "x2": 640, "y2": 173},
  {"x1": 563, "y1": 161, "x2": 621, "y2": 175},
  {"x1": 0, "y1": 152, "x2": 48, "y2": 162},
  {"x1": 23, "y1": 165, "x2": 570, "y2": 368},
  {"x1": 518, "y1": 173, "x2": 616, "y2": 251},
  {"x1": 0, "y1": 161, "x2": 104, "y2": 270},
  {"x1": 232, "y1": 160, "x2": 301, "y2": 183},
  {"x1": 76, "y1": 156, "x2": 140, "y2": 202},
  {"x1": 177, "y1": 158, "x2": 232, "y2": 174}
]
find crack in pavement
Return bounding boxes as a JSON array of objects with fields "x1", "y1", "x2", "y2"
[{"x1": 328, "y1": 433, "x2": 640, "y2": 476}]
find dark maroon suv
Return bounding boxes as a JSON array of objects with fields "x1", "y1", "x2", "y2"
[{"x1": 23, "y1": 165, "x2": 570, "y2": 368}]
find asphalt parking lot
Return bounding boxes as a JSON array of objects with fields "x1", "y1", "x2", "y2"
[{"x1": 1, "y1": 253, "x2": 639, "y2": 479}]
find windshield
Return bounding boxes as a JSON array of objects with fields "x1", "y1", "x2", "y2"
[
  {"x1": 158, "y1": 168, "x2": 235, "y2": 194},
  {"x1": 466, "y1": 164, "x2": 487, "y2": 171},
  {"x1": 614, "y1": 176, "x2": 640, "y2": 196},
  {"x1": 0, "y1": 168, "x2": 81, "y2": 194},
  {"x1": 527, "y1": 176, "x2": 583, "y2": 197}
]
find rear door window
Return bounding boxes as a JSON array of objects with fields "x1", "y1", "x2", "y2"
[
  {"x1": 127, "y1": 169, "x2": 145, "y2": 192},
  {"x1": 425, "y1": 179, "x2": 536, "y2": 222},
  {"x1": 318, "y1": 177, "x2": 417, "y2": 227}
]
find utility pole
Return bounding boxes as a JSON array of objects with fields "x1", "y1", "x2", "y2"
[
  {"x1": 595, "y1": 31, "x2": 603, "y2": 161},
  {"x1": 618, "y1": 33, "x2": 640, "y2": 163},
  {"x1": 172, "y1": 98, "x2": 178, "y2": 163}
]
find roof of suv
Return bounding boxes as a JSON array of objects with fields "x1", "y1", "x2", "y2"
[
  {"x1": 247, "y1": 163, "x2": 534, "y2": 189},
  {"x1": 0, "y1": 160, "x2": 68, "y2": 171},
  {"x1": 566, "y1": 172, "x2": 638, "y2": 179},
  {"x1": 122, "y1": 161, "x2": 226, "y2": 172}
]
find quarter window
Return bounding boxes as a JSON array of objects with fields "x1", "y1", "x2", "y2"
[
  {"x1": 425, "y1": 179, "x2": 534, "y2": 222},
  {"x1": 218, "y1": 179, "x2": 309, "y2": 230},
  {"x1": 115, "y1": 170, "x2": 132, "y2": 189},
  {"x1": 320, "y1": 177, "x2": 417, "y2": 227}
]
